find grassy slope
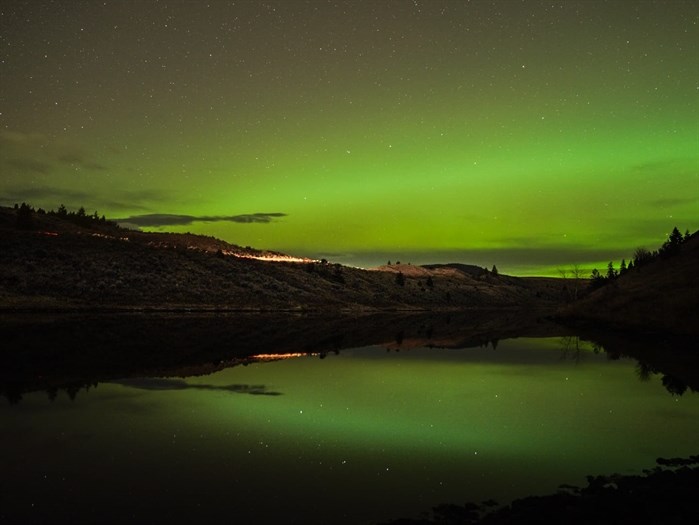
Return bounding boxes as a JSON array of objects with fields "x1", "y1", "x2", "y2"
[
  {"x1": 559, "y1": 233, "x2": 699, "y2": 335},
  {"x1": 0, "y1": 206, "x2": 567, "y2": 311}
]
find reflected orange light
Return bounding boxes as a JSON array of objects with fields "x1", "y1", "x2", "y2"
[{"x1": 250, "y1": 352, "x2": 318, "y2": 361}]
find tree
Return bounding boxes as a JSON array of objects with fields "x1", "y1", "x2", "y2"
[
  {"x1": 569, "y1": 264, "x2": 585, "y2": 300},
  {"x1": 589, "y1": 268, "x2": 604, "y2": 287},
  {"x1": 491, "y1": 265, "x2": 498, "y2": 276},
  {"x1": 57, "y1": 204, "x2": 68, "y2": 217},
  {"x1": 395, "y1": 271, "x2": 405, "y2": 287},
  {"x1": 633, "y1": 247, "x2": 652, "y2": 267},
  {"x1": 669, "y1": 226, "x2": 684, "y2": 245},
  {"x1": 606, "y1": 261, "x2": 617, "y2": 280},
  {"x1": 661, "y1": 226, "x2": 684, "y2": 256},
  {"x1": 332, "y1": 264, "x2": 345, "y2": 284},
  {"x1": 619, "y1": 259, "x2": 627, "y2": 275},
  {"x1": 559, "y1": 265, "x2": 584, "y2": 299},
  {"x1": 16, "y1": 202, "x2": 34, "y2": 229}
]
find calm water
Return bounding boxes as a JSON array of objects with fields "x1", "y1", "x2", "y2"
[{"x1": 2, "y1": 336, "x2": 698, "y2": 524}]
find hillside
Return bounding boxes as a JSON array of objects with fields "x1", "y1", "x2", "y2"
[
  {"x1": 559, "y1": 232, "x2": 699, "y2": 335},
  {"x1": 0, "y1": 205, "x2": 567, "y2": 312}
]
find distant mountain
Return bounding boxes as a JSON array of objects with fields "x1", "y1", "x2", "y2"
[
  {"x1": 0, "y1": 205, "x2": 568, "y2": 312},
  {"x1": 422, "y1": 262, "x2": 489, "y2": 277},
  {"x1": 559, "y1": 231, "x2": 699, "y2": 336}
]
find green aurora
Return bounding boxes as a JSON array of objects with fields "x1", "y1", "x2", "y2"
[{"x1": 1, "y1": 1, "x2": 697, "y2": 274}]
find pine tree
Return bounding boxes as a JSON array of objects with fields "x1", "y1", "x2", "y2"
[
  {"x1": 395, "y1": 271, "x2": 405, "y2": 287},
  {"x1": 590, "y1": 269, "x2": 605, "y2": 289},
  {"x1": 661, "y1": 227, "x2": 684, "y2": 256},
  {"x1": 16, "y1": 202, "x2": 34, "y2": 229}
]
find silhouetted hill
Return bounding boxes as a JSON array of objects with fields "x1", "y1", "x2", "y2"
[
  {"x1": 381, "y1": 456, "x2": 699, "y2": 525},
  {"x1": 559, "y1": 232, "x2": 699, "y2": 335},
  {"x1": 0, "y1": 205, "x2": 568, "y2": 312},
  {"x1": 422, "y1": 262, "x2": 489, "y2": 277}
]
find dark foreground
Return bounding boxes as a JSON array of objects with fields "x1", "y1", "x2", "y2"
[
  {"x1": 382, "y1": 457, "x2": 699, "y2": 524},
  {"x1": 2, "y1": 312, "x2": 698, "y2": 525}
]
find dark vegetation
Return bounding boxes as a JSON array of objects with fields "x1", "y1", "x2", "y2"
[
  {"x1": 380, "y1": 456, "x2": 699, "y2": 525},
  {"x1": 559, "y1": 227, "x2": 699, "y2": 335},
  {"x1": 0, "y1": 204, "x2": 569, "y2": 312},
  {"x1": 588, "y1": 227, "x2": 692, "y2": 289}
]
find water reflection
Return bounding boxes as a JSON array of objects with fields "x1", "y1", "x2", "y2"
[
  {"x1": 380, "y1": 456, "x2": 699, "y2": 524},
  {"x1": 1, "y1": 324, "x2": 699, "y2": 525},
  {"x1": 112, "y1": 378, "x2": 282, "y2": 396},
  {"x1": 2, "y1": 313, "x2": 696, "y2": 404}
]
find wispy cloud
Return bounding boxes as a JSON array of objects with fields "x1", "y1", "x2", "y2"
[
  {"x1": 646, "y1": 196, "x2": 698, "y2": 208},
  {"x1": 116, "y1": 212, "x2": 288, "y2": 227},
  {"x1": 5, "y1": 158, "x2": 52, "y2": 174},
  {"x1": 0, "y1": 129, "x2": 110, "y2": 175},
  {"x1": 111, "y1": 378, "x2": 282, "y2": 396},
  {"x1": 0, "y1": 186, "x2": 173, "y2": 212}
]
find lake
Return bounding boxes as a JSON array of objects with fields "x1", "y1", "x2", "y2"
[{"x1": 1, "y1": 315, "x2": 698, "y2": 524}]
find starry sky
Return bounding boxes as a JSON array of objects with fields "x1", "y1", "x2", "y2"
[{"x1": 1, "y1": 1, "x2": 697, "y2": 274}]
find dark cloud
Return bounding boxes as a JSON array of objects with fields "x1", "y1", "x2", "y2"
[
  {"x1": 116, "y1": 212, "x2": 287, "y2": 227},
  {"x1": 0, "y1": 129, "x2": 109, "y2": 174},
  {"x1": 632, "y1": 157, "x2": 698, "y2": 174},
  {"x1": 0, "y1": 130, "x2": 46, "y2": 147},
  {"x1": 111, "y1": 378, "x2": 282, "y2": 396},
  {"x1": 57, "y1": 153, "x2": 108, "y2": 171},
  {"x1": 6, "y1": 157, "x2": 51, "y2": 174},
  {"x1": 1, "y1": 187, "x2": 92, "y2": 204},
  {"x1": 0, "y1": 186, "x2": 170, "y2": 212},
  {"x1": 57, "y1": 153, "x2": 83, "y2": 164},
  {"x1": 334, "y1": 246, "x2": 642, "y2": 273},
  {"x1": 647, "y1": 196, "x2": 697, "y2": 208},
  {"x1": 83, "y1": 161, "x2": 108, "y2": 171}
]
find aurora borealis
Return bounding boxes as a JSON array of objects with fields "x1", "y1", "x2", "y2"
[{"x1": 1, "y1": 1, "x2": 697, "y2": 274}]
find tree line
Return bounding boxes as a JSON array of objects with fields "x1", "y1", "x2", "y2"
[
  {"x1": 13, "y1": 202, "x2": 112, "y2": 230},
  {"x1": 589, "y1": 227, "x2": 691, "y2": 289}
]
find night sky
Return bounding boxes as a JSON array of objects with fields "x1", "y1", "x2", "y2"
[{"x1": 1, "y1": 1, "x2": 697, "y2": 274}]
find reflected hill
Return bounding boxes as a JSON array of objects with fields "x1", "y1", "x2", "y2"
[
  {"x1": 380, "y1": 456, "x2": 699, "y2": 525},
  {"x1": 2, "y1": 311, "x2": 697, "y2": 404},
  {"x1": 0, "y1": 310, "x2": 563, "y2": 403}
]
